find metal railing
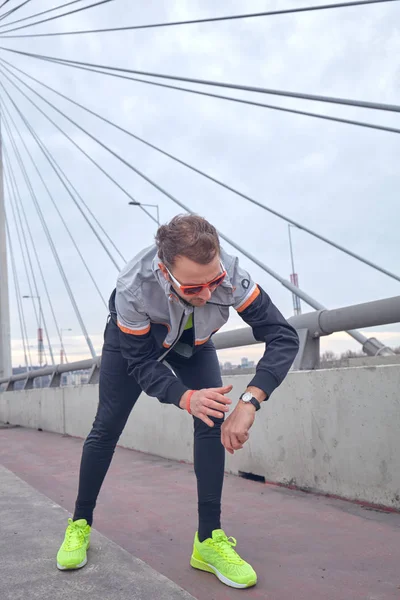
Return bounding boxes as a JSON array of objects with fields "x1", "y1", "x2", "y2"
[
  {"x1": 0, "y1": 357, "x2": 101, "y2": 391},
  {"x1": 1, "y1": 295, "x2": 399, "y2": 391},
  {"x1": 214, "y1": 295, "x2": 400, "y2": 370}
]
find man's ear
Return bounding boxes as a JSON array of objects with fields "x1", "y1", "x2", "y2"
[{"x1": 159, "y1": 262, "x2": 169, "y2": 281}]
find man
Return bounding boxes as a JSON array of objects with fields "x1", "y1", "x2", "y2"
[{"x1": 56, "y1": 214, "x2": 299, "y2": 589}]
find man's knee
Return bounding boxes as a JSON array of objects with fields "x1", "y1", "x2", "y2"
[
  {"x1": 194, "y1": 414, "x2": 224, "y2": 439},
  {"x1": 86, "y1": 418, "x2": 123, "y2": 447}
]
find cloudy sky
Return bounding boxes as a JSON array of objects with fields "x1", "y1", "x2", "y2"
[{"x1": 0, "y1": 0, "x2": 399, "y2": 368}]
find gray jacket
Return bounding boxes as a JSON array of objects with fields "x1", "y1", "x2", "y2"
[{"x1": 109, "y1": 244, "x2": 299, "y2": 407}]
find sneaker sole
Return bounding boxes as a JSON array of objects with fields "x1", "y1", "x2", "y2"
[
  {"x1": 57, "y1": 542, "x2": 90, "y2": 571},
  {"x1": 57, "y1": 556, "x2": 87, "y2": 571},
  {"x1": 190, "y1": 554, "x2": 257, "y2": 589}
]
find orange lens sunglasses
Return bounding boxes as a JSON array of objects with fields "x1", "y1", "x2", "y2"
[{"x1": 165, "y1": 263, "x2": 227, "y2": 296}]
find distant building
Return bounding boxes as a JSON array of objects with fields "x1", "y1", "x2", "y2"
[
  {"x1": 62, "y1": 370, "x2": 91, "y2": 386},
  {"x1": 220, "y1": 359, "x2": 256, "y2": 376}
]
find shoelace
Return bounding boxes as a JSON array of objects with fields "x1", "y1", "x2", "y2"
[
  {"x1": 211, "y1": 535, "x2": 243, "y2": 564},
  {"x1": 65, "y1": 518, "x2": 85, "y2": 551}
]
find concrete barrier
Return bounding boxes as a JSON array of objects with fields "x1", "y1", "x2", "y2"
[{"x1": 1, "y1": 365, "x2": 399, "y2": 510}]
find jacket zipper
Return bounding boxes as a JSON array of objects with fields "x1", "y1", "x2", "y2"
[{"x1": 157, "y1": 310, "x2": 187, "y2": 362}]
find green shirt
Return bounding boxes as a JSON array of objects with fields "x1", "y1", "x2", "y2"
[{"x1": 184, "y1": 313, "x2": 193, "y2": 330}]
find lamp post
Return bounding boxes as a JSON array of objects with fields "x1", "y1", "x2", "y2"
[
  {"x1": 128, "y1": 201, "x2": 159, "y2": 226},
  {"x1": 288, "y1": 225, "x2": 301, "y2": 316},
  {"x1": 60, "y1": 328, "x2": 72, "y2": 364},
  {"x1": 22, "y1": 294, "x2": 44, "y2": 367}
]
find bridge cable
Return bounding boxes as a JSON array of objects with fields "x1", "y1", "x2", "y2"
[
  {"x1": 0, "y1": 86, "x2": 123, "y2": 274},
  {"x1": 0, "y1": 65, "x2": 159, "y2": 227},
  {"x1": 0, "y1": 55, "x2": 372, "y2": 342},
  {"x1": 0, "y1": 0, "x2": 12, "y2": 12},
  {"x1": 0, "y1": 94, "x2": 110, "y2": 306},
  {"x1": 2, "y1": 142, "x2": 70, "y2": 363},
  {"x1": 0, "y1": 1, "x2": 32, "y2": 24},
  {"x1": 43, "y1": 156, "x2": 127, "y2": 265},
  {"x1": 3, "y1": 200, "x2": 31, "y2": 371},
  {"x1": 3, "y1": 57, "x2": 399, "y2": 283},
  {"x1": 0, "y1": 0, "x2": 398, "y2": 37},
  {"x1": 30, "y1": 55, "x2": 400, "y2": 136},
  {"x1": 0, "y1": 0, "x2": 117, "y2": 34},
  {"x1": 3, "y1": 146, "x2": 53, "y2": 365},
  {"x1": 4, "y1": 152, "x2": 42, "y2": 336},
  {"x1": 0, "y1": 59, "x2": 379, "y2": 349},
  {"x1": 3, "y1": 106, "x2": 98, "y2": 358},
  {"x1": 1, "y1": 50, "x2": 399, "y2": 141},
  {"x1": 17, "y1": 54, "x2": 400, "y2": 138},
  {"x1": 1, "y1": 46, "x2": 399, "y2": 116},
  {"x1": 0, "y1": 91, "x2": 97, "y2": 358},
  {"x1": 0, "y1": 1, "x2": 88, "y2": 30}
]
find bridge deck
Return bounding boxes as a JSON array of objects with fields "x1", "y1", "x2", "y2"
[
  {"x1": 0, "y1": 463, "x2": 195, "y2": 600},
  {"x1": 1, "y1": 426, "x2": 399, "y2": 600}
]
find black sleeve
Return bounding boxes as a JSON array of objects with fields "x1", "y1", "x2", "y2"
[
  {"x1": 237, "y1": 285, "x2": 299, "y2": 399},
  {"x1": 118, "y1": 327, "x2": 189, "y2": 407},
  {"x1": 113, "y1": 281, "x2": 188, "y2": 407}
]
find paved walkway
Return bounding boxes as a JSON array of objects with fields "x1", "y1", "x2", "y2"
[
  {"x1": 0, "y1": 464, "x2": 194, "y2": 600},
  {"x1": 1, "y1": 426, "x2": 399, "y2": 600}
]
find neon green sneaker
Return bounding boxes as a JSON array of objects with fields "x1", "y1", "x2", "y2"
[
  {"x1": 56, "y1": 518, "x2": 91, "y2": 570},
  {"x1": 190, "y1": 529, "x2": 257, "y2": 589}
]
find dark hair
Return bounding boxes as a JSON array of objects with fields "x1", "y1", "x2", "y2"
[{"x1": 155, "y1": 214, "x2": 220, "y2": 268}]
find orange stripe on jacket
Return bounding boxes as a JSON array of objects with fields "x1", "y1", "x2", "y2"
[
  {"x1": 118, "y1": 321, "x2": 150, "y2": 336},
  {"x1": 194, "y1": 327, "x2": 221, "y2": 346},
  {"x1": 236, "y1": 286, "x2": 260, "y2": 313}
]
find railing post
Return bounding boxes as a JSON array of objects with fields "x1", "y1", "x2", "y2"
[
  {"x1": 49, "y1": 371, "x2": 62, "y2": 388},
  {"x1": 292, "y1": 328, "x2": 320, "y2": 371},
  {"x1": 22, "y1": 377, "x2": 34, "y2": 390},
  {"x1": 88, "y1": 363, "x2": 100, "y2": 384},
  {"x1": 5, "y1": 379, "x2": 14, "y2": 391}
]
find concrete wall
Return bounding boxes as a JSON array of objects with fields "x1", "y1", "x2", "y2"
[
  {"x1": 1, "y1": 365, "x2": 399, "y2": 510},
  {"x1": 348, "y1": 355, "x2": 400, "y2": 367},
  {"x1": 320, "y1": 355, "x2": 400, "y2": 370}
]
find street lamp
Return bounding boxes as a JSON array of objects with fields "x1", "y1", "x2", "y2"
[
  {"x1": 288, "y1": 225, "x2": 296, "y2": 277},
  {"x1": 60, "y1": 328, "x2": 72, "y2": 364},
  {"x1": 23, "y1": 294, "x2": 42, "y2": 327},
  {"x1": 22, "y1": 294, "x2": 44, "y2": 367},
  {"x1": 128, "y1": 201, "x2": 159, "y2": 226},
  {"x1": 287, "y1": 225, "x2": 301, "y2": 316}
]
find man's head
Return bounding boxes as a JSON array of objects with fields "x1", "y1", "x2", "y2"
[{"x1": 155, "y1": 214, "x2": 224, "y2": 307}]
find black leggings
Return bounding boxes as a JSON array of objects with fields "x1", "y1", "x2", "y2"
[{"x1": 73, "y1": 317, "x2": 225, "y2": 541}]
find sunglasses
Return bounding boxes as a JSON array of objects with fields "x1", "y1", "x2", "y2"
[{"x1": 165, "y1": 263, "x2": 227, "y2": 296}]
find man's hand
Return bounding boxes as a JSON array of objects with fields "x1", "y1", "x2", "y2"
[
  {"x1": 180, "y1": 385, "x2": 233, "y2": 427},
  {"x1": 221, "y1": 402, "x2": 256, "y2": 454}
]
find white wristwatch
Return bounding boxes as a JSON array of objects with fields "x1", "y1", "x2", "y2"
[{"x1": 240, "y1": 391, "x2": 261, "y2": 411}]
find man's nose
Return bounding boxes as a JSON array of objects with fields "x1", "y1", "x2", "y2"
[{"x1": 197, "y1": 287, "x2": 211, "y2": 301}]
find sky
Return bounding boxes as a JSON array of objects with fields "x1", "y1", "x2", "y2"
[{"x1": 0, "y1": 0, "x2": 399, "y2": 368}]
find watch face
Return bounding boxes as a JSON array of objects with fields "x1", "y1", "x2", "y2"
[{"x1": 242, "y1": 392, "x2": 252, "y2": 402}]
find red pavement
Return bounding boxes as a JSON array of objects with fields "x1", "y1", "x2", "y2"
[{"x1": 1, "y1": 426, "x2": 399, "y2": 600}]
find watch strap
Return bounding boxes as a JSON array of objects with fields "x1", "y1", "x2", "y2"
[{"x1": 240, "y1": 392, "x2": 261, "y2": 411}]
